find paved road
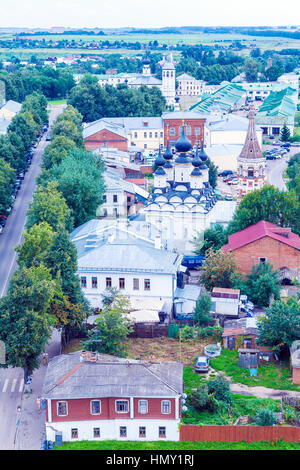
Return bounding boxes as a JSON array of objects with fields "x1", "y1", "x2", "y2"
[{"x1": 0, "y1": 105, "x2": 64, "y2": 450}]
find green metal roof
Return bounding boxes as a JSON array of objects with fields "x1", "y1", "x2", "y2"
[
  {"x1": 255, "y1": 87, "x2": 297, "y2": 125},
  {"x1": 190, "y1": 82, "x2": 246, "y2": 113}
]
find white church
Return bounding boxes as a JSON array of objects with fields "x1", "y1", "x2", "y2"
[
  {"x1": 143, "y1": 127, "x2": 236, "y2": 253},
  {"x1": 128, "y1": 54, "x2": 176, "y2": 108}
]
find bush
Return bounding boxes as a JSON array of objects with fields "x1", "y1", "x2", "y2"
[
  {"x1": 207, "y1": 373, "x2": 232, "y2": 405},
  {"x1": 187, "y1": 386, "x2": 218, "y2": 413},
  {"x1": 255, "y1": 408, "x2": 277, "y2": 426}
]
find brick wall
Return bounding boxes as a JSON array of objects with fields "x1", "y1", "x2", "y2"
[
  {"x1": 228, "y1": 236, "x2": 300, "y2": 277},
  {"x1": 84, "y1": 129, "x2": 128, "y2": 152},
  {"x1": 292, "y1": 367, "x2": 300, "y2": 385},
  {"x1": 163, "y1": 118, "x2": 205, "y2": 147}
]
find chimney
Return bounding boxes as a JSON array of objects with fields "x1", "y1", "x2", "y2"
[
  {"x1": 108, "y1": 233, "x2": 115, "y2": 243},
  {"x1": 154, "y1": 235, "x2": 161, "y2": 250}
]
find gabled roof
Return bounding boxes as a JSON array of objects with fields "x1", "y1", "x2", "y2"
[
  {"x1": 223, "y1": 220, "x2": 300, "y2": 253},
  {"x1": 42, "y1": 351, "x2": 183, "y2": 399},
  {"x1": 0, "y1": 100, "x2": 22, "y2": 113},
  {"x1": 83, "y1": 119, "x2": 127, "y2": 139}
]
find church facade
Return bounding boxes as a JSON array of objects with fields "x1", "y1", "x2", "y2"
[{"x1": 144, "y1": 127, "x2": 221, "y2": 253}]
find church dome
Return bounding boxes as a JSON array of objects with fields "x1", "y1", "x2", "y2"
[
  {"x1": 175, "y1": 127, "x2": 193, "y2": 154},
  {"x1": 199, "y1": 142, "x2": 208, "y2": 162},
  {"x1": 154, "y1": 148, "x2": 166, "y2": 167},
  {"x1": 163, "y1": 141, "x2": 173, "y2": 161}
]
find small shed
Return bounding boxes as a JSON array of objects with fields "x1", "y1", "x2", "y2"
[
  {"x1": 290, "y1": 340, "x2": 300, "y2": 385},
  {"x1": 238, "y1": 348, "x2": 259, "y2": 369}
]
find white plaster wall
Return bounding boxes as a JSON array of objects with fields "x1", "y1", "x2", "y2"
[{"x1": 46, "y1": 418, "x2": 180, "y2": 442}]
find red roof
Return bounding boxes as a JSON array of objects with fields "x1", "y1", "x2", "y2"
[
  {"x1": 125, "y1": 178, "x2": 145, "y2": 186},
  {"x1": 223, "y1": 220, "x2": 300, "y2": 252}
]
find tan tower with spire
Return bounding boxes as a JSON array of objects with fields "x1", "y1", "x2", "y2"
[{"x1": 237, "y1": 108, "x2": 266, "y2": 202}]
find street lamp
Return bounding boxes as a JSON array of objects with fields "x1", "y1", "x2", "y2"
[{"x1": 14, "y1": 406, "x2": 21, "y2": 450}]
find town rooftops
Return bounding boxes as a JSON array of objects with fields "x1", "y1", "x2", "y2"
[
  {"x1": 223, "y1": 220, "x2": 300, "y2": 253},
  {"x1": 0, "y1": 99, "x2": 22, "y2": 113},
  {"x1": 83, "y1": 117, "x2": 163, "y2": 139},
  {"x1": 212, "y1": 287, "x2": 240, "y2": 299},
  {"x1": 42, "y1": 351, "x2": 183, "y2": 399},
  {"x1": 70, "y1": 220, "x2": 181, "y2": 274},
  {"x1": 190, "y1": 82, "x2": 245, "y2": 113},
  {"x1": 222, "y1": 317, "x2": 258, "y2": 338}
]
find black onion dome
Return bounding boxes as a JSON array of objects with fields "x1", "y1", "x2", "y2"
[
  {"x1": 192, "y1": 147, "x2": 202, "y2": 167},
  {"x1": 154, "y1": 148, "x2": 166, "y2": 167},
  {"x1": 199, "y1": 142, "x2": 208, "y2": 162},
  {"x1": 191, "y1": 167, "x2": 202, "y2": 176},
  {"x1": 154, "y1": 167, "x2": 166, "y2": 176},
  {"x1": 175, "y1": 127, "x2": 193, "y2": 154},
  {"x1": 142, "y1": 57, "x2": 151, "y2": 65},
  {"x1": 163, "y1": 141, "x2": 173, "y2": 161}
]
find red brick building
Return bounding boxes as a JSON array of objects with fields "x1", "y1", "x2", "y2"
[
  {"x1": 83, "y1": 120, "x2": 128, "y2": 152},
  {"x1": 162, "y1": 111, "x2": 206, "y2": 148},
  {"x1": 223, "y1": 220, "x2": 300, "y2": 283},
  {"x1": 42, "y1": 351, "x2": 183, "y2": 442}
]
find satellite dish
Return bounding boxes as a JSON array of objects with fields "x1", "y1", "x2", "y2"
[
  {"x1": 182, "y1": 393, "x2": 187, "y2": 399},
  {"x1": 182, "y1": 405, "x2": 188, "y2": 412},
  {"x1": 181, "y1": 399, "x2": 186, "y2": 404}
]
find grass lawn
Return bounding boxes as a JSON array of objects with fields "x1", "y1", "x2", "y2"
[
  {"x1": 55, "y1": 439, "x2": 300, "y2": 450},
  {"x1": 47, "y1": 98, "x2": 67, "y2": 106},
  {"x1": 210, "y1": 349, "x2": 300, "y2": 391}
]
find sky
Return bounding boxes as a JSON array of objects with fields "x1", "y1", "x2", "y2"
[{"x1": 0, "y1": 0, "x2": 298, "y2": 29}]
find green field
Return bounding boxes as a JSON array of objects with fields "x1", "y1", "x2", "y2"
[{"x1": 55, "y1": 439, "x2": 300, "y2": 450}]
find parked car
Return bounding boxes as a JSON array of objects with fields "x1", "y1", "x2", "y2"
[
  {"x1": 223, "y1": 176, "x2": 235, "y2": 183},
  {"x1": 269, "y1": 135, "x2": 275, "y2": 139},
  {"x1": 194, "y1": 356, "x2": 210, "y2": 373},
  {"x1": 181, "y1": 255, "x2": 205, "y2": 269},
  {"x1": 227, "y1": 178, "x2": 238, "y2": 185},
  {"x1": 225, "y1": 195, "x2": 233, "y2": 201},
  {"x1": 245, "y1": 301, "x2": 254, "y2": 310},
  {"x1": 266, "y1": 155, "x2": 277, "y2": 160},
  {"x1": 218, "y1": 170, "x2": 234, "y2": 177},
  {"x1": 273, "y1": 140, "x2": 282, "y2": 145}
]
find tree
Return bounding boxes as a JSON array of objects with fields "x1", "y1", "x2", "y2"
[
  {"x1": 83, "y1": 291, "x2": 132, "y2": 357},
  {"x1": 265, "y1": 64, "x2": 284, "y2": 82},
  {"x1": 200, "y1": 248, "x2": 241, "y2": 291},
  {"x1": 193, "y1": 293, "x2": 213, "y2": 326},
  {"x1": 39, "y1": 148, "x2": 105, "y2": 228},
  {"x1": 51, "y1": 119, "x2": 84, "y2": 148},
  {"x1": 257, "y1": 298, "x2": 300, "y2": 353},
  {"x1": 227, "y1": 185, "x2": 300, "y2": 237},
  {"x1": 280, "y1": 123, "x2": 290, "y2": 142},
  {"x1": 15, "y1": 221, "x2": 56, "y2": 268},
  {"x1": 42, "y1": 135, "x2": 77, "y2": 170},
  {"x1": 193, "y1": 224, "x2": 228, "y2": 256},
  {"x1": 26, "y1": 181, "x2": 72, "y2": 231},
  {"x1": 44, "y1": 228, "x2": 88, "y2": 308},
  {"x1": 0, "y1": 265, "x2": 58, "y2": 379},
  {"x1": 0, "y1": 159, "x2": 15, "y2": 215},
  {"x1": 244, "y1": 58, "x2": 259, "y2": 82},
  {"x1": 245, "y1": 262, "x2": 280, "y2": 307}
]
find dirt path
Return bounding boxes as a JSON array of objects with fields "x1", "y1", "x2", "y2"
[{"x1": 230, "y1": 382, "x2": 300, "y2": 400}]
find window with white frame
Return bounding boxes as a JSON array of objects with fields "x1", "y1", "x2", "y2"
[
  {"x1": 57, "y1": 401, "x2": 68, "y2": 416},
  {"x1": 90, "y1": 400, "x2": 101, "y2": 415},
  {"x1": 71, "y1": 428, "x2": 78, "y2": 439},
  {"x1": 138, "y1": 400, "x2": 148, "y2": 414},
  {"x1": 116, "y1": 400, "x2": 129, "y2": 413},
  {"x1": 161, "y1": 400, "x2": 171, "y2": 414}
]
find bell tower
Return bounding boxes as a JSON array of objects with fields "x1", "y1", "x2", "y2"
[{"x1": 237, "y1": 108, "x2": 266, "y2": 202}]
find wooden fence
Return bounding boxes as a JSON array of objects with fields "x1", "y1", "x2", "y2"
[
  {"x1": 128, "y1": 323, "x2": 169, "y2": 338},
  {"x1": 180, "y1": 424, "x2": 300, "y2": 443}
]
